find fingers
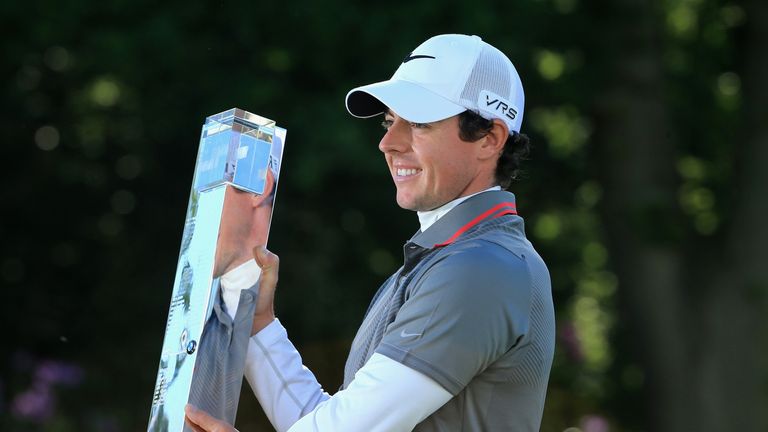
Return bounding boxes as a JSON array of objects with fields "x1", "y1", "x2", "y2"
[
  {"x1": 184, "y1": 404, "x2": 238, "y2": 432},
  {"x1": 251, "y1": 246, "x2": 280, "y2": 335},
  {"x1": 184, "y1": 416, "x2": 206, "y2": 432},
  {"x1": 253, "y1": 245, "x2": 279, "y2": 272},
  {"x1": 253, "y1": 245, "x2": 279, "y2": 289}
]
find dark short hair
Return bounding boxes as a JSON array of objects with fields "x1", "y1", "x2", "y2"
[{"x1": 457, "y1": 110, "x2": 531, "y2": 190}]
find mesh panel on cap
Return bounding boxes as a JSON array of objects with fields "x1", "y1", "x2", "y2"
[{"x1": 458, "y1": 44, "x2": 512, "y2": 113}]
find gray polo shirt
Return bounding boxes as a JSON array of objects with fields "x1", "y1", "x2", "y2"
[{"x1": 343, "y1": 191, "x2": 555, "y2": 431}]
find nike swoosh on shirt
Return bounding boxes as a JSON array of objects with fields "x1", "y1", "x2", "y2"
[
  {"x1": 403, "y1": 53, "x2": 436, "y2": 63},
  {"x1": 400, "y1": 329, "x2": 423, "y2": 338}
]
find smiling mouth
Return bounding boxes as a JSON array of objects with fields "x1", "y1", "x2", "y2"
[{"x1": 396, "y1": 168, "x2": 422, "y2": 178}]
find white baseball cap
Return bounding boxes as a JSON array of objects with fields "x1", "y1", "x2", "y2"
[{"x1": 345, "y1": 34, "x2": 525, "y2": 133}]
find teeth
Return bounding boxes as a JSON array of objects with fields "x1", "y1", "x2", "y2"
[{"x1": 396, "y1": 168, "x2": 421, "y2": 177}]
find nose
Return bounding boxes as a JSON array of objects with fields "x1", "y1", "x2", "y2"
[{"x1": 378, "y1": 119, "x2": 412, "y2": 155}]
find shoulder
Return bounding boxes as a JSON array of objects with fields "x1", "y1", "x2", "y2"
[
  {"x1": 432, "y1": 238, "x2": 529, "y2": 283},
  {"x1": 411, "y1": 239, "x2": 533, "y2": 308}
]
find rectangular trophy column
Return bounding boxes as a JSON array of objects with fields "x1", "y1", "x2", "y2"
[{"x1": 148, "y1": 109, "x2": 286, "y2": 432}]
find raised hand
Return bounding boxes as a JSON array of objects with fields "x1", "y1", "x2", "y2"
[{"x1": 251, "y1": 246, "x2": 280, "y2": 335}]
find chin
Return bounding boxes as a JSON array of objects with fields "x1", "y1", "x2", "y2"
[
  {"x1": 395, "y1": 195, "x2": 418, "y2": 211},
  {"x1": 397, "y1": 197, "x2": 436, "y2": 212},
  {"x1": 396, "y1": 187, "x2": 448, "y2": 211}
]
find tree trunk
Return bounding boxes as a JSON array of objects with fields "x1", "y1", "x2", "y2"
[
  {"x1": 716, "y1": 0, "x2": 768, "y2": 429},
  {"x1": 593, "y1": 0, "x2": 768, "y2": 430},
  {"x1": 592, "y1": 1, "x2": 692, "y2": 429}
]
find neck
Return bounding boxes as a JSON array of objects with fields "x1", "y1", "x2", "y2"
[{"x1": 417, "y1": 186, "x2": 501, "y2": 232}]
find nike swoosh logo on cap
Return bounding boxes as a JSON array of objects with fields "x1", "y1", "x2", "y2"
[{"x1": 403, "y1": 53, "x2": 436, "y2": 63}]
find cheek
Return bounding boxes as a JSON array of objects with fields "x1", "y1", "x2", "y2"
[{"x1": 428, "y1": 154, "x2": 461, "y2": 179}]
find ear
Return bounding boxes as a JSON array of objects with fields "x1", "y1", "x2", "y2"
[
  {"x1": 251, "y1": 169, "x2": 276, "y2": 208},
  {"x1": 477, "y1": 119, "x2": 509, "y2": 161}
]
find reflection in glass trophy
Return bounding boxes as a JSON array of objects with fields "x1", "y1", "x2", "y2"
[{"x1": 148, "y1": 109, "x2": 286, "y2": 432}]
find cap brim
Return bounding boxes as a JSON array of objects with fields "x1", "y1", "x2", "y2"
[{"x1": 345, "y1": 79, "x2": 466, "y2": 123}]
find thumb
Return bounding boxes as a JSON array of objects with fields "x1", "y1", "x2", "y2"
[{"x1": 253, "y1": 246, "x2": 279, "y2": 273}]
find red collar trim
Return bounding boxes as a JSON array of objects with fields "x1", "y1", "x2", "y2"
[{"x1": 433, "y1": 202, "x2": 517, "y2": 248}]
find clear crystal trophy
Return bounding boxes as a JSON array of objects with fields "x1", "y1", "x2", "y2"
[{"x1": 147, "y1": 109, "x2": 286, "y2": 431}]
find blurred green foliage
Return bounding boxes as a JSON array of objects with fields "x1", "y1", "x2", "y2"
[{"x1": 2, "y1": 0, "x2": 766, "y2": 431}]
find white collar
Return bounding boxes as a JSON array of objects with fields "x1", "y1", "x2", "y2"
[
  {"x1": 417, "y1": 186, "x2": 502, "y2": 232},
  {"x1": 220, "y1": 258, "x2": 261, "y2": 292}
]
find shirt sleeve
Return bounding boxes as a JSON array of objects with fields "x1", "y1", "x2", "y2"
[
  {"x1": 245, "y1": 321, "x2": 452, "y2": 432},
  {"x1": 245, "y1": 319, "x2": 330, "y2": 432},
  {"x1": 288, "y1": 353, "x2": 452, "y2": 432},
  {"x1": 375, "y1": 241, "x2": 532, "y2": 395}
]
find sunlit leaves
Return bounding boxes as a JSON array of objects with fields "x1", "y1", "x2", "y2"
[
  {"x1": 582, "y1": 242, "x2": 608, "y2": 269},
  {"x1": 715, "y1": 71, "x2": 741, "y2": 111},
  {"x1": 677, "y1": 156, "x2": 707, "y2": 181},
  {"x1": 552, "y1": 0, "x2": 578, "y2": 14},
  {"x1": 665, "y1": 0, "x2": 705, "y2": 39},
  {"x1": 530, "y1": 106, "x2": 591, "y2": 158},
  {"x1": 679, "y1": 184, "x2": 719, "y2": 234},
  {"x1": 575, "y1": 182, "x2": 602, "y2": 209},
  {"x1": 571, "y1": 240, "x2": 617, "y2": 378},
  {"x1": 667, "y1": 4, "x2": 699, "y2": 38},
  {"x1": 535, "y1": 50, "x2": 566, "y2": 81},
  {"x1": 89, "y1": 77, "x2": 121, "y2": 107},
  {"x1": 535, "y1": 213, "x2": 563, "y2": 240},
  {"x1": 572, "y1": 294, "x2": 613, "y2": 373},
  {"x1": 677, "y1": 156, "x2": 719, "y2": 235}
]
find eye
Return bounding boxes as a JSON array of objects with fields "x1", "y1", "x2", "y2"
[
  {"x1": 380, "y1": 119, "x2": 393, "y2": 130},
  {"x1": 409, "y1": 122, "x2": 430, "y2": 129}
]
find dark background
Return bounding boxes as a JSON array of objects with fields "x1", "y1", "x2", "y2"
[{"x1": 2, "y1": 0, "x2": 767, "y2": 431}]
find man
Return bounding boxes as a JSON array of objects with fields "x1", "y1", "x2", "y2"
[{"x1": 186, "y1": 33, "x2": 555, "y2": 432}]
